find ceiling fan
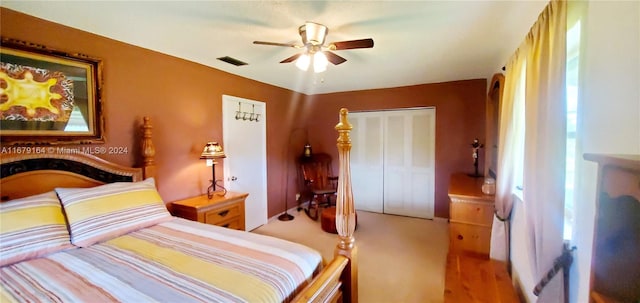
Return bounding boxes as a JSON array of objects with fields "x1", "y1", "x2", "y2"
[{"x1": 253, "y1": 21, "x2": 374, "y2": 72}]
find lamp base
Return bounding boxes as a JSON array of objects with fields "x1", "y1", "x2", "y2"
[
  {"x1": 278, "y1": 212, "x2": 294, "y2": 221},
  {"x1": 207, "y1": 181, "x2": 227, "y2": 199}
]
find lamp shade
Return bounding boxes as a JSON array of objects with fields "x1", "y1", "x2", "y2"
[{"x1": 200, "y1": 142, "x2": 226, "y2": 159}]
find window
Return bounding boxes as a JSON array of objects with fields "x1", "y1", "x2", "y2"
[
  {"x1": 564, "y1": 20, "x2": 581, "y2": 241},
  {"x1": 513, "y1": 64, "x2": 526, "y2": 195}
]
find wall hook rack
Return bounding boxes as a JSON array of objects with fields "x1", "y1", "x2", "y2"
[{"x1": 234, "y1": 102, "x2": 260, "y2": 122}]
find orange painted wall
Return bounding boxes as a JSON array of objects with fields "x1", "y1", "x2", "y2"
[
  {"x1": 0, "y1": 8, "x2": 301, "y2": 218},
  {"x1": 296, "y1": 80, "x2": 488, "y2": 218},
  {"x1": 1, "y1": 8, "x2": 487, "y2": 219}
]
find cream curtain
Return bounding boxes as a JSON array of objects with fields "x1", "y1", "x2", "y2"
[
  {"x1": 490, "y1": 47, "x2": 526, "y2": 261},
  {"x1": 490, "y1": 1, "x2": 567, "y2": 301},
  {"x1": 523, "y1": 1, "x2": 567, "y2": 301},
  {"x1": 523, "y1": 1, "x2": 567, "y2": 302}
]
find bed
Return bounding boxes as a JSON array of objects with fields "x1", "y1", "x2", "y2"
[{"x1": 0, "y1": 109, "x2": 358, "y2": 303}]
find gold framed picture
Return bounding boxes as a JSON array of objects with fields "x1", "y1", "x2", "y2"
[{"x1": 0, "y1": 38, "x2": 104, "y2": 145}]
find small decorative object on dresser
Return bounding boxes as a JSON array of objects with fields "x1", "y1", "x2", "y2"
[
  {"x1": 448, "y1": 172, "x2": 495, "y2": 256},
  {"x1": 469, "y1": 138, "x2": 484, "y2": 178},
  {"x1": 170, "y1": 192, "x2": 247, "y2": 231}
]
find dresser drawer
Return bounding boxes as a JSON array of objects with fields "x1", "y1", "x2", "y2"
[
  {"x1": 449, "y1": 222, "x2": 491, "y2": 255},
  {"x1": 205, "y1": 204, "x2": 242, "y2": 225},
  {"x1": 450, "y1": 201, "x2": 494, "y2": 227},
  {"x1": 214, "y1": 218, "x2": 243, "y2": 230}
]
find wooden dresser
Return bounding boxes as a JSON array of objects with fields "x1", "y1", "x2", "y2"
[
  {"x1": 584, "y1": 154, "x2": 640, "y2": 303},
  {"x1": 448, "y1": 173, "x2": 495, "y2": 256},
  {"x1": 170, "y1": 192, "x2": 248, "y2": 231}
]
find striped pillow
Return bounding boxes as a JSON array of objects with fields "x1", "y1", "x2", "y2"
[
  {"x1": 55, "y1": 178, "x2": 172, "y2": 247},
  {"x1": 0, "y1": 191, "x2": 73, "y2": 266}
]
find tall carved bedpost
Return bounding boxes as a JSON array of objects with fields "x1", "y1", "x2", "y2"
[
  {"x1": 334, "y1": 108, "x2": 358, "y2": 303},
  {"x1": 141, "y1": 116, "x2": 157, "y2": 181}
]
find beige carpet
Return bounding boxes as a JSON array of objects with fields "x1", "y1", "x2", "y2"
[{"x1": 253, "y1": 209, "x2": 449, "y2": 303}]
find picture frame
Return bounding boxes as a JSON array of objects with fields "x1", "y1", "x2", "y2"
[{"x1": 0, "y1": 38, "x2": 104, "y2": 145}]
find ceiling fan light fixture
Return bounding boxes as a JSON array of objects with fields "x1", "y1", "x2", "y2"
[
  {"x1": 313, "y1": 52, "x2": 328, "y2": 73},
  {"x1": 299, "y1": 22, "x2": 328, "y2": 46},
  {"x1": 296, "y1": 53, "x2": 310, "y2": 71},
  {"x1": 255, "y1": 21, "x2": 371, "y2": 72}
]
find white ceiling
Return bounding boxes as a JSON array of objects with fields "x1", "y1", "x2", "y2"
[{"x1": 1, "y1": 1, "x2": 548, "y2": 95}]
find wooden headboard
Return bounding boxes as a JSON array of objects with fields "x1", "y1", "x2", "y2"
[{"x1": 0, "y1": 117, "x2": 156, "y2": 202}]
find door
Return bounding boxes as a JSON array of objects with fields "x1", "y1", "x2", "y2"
[
  {"x1": 350, "y1": 108, "x2": 435, "y2": 219},
  {"x1": 383, "y1": 109, "x2": 435, "y2": 219},
  {"x1": 222, "y1": 95, "x2": 267, "y2": 231},
  {"x1": 350, "y1": 112, "x2": 384, "y2": 213}
]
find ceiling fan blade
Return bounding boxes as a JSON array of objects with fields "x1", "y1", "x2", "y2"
[
  {"x1": 324, "y1": 51, "x2": 347, "y2": 65},
  {"x1": 280, "y1": 53, "x2": 302, "y2": 63},
  {"x1": 253, "y1": 41, "x2": 300, "y2": 48},
  {"x1": 329, "y1": 38, "x2": 374, "y2": 50}
]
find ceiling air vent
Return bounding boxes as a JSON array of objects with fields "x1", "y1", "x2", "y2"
[{"x1": 217, "y1": 56, "x2": 248, "y2": 66}]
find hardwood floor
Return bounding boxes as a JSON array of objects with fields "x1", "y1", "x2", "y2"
[{"x1": 444, "y1": 253, "x2": 520, "y2": 303}]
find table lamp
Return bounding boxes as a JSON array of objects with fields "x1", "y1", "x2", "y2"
[{"x1": 200, "y1": 141, "x2": 227, "y2": 198}]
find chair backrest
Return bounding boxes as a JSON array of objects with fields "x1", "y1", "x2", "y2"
[{"x1": 298, "y1": 153, "x2": 335, "y2": 191}]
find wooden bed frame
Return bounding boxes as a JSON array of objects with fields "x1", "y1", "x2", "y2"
[{"x1": 0, "y1": 110, "x2": 358, "y2": 303}]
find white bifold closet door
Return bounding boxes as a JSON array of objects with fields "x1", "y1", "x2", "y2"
[{"x1": 350, "y1": 108, "x2": 435, "y2": 219}]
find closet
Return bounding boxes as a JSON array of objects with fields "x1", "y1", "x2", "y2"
[{"x1": 349, "y1": 108, "x2": 435, "y2": 219}]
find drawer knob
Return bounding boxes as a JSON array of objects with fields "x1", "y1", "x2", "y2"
[
  {"x1": 457, "y1": 234, "x2": 464, "y2": 240},
  {"x1": 218, "y1": 210, "x2": 230, "y2": 217}
]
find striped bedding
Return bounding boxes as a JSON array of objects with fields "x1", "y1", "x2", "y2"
[{"x1": 0, "y1": 218, "x2": 322, "y2": 303}]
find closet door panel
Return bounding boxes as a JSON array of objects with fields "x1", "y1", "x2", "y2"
[
  {"x1": 383, "y1": 109, "x2": 435, "y2": 219},
  {"x1": 350, "y1": 114, "x2": 384, "y2": 213},
  {"x1": 383, "y1": 114, "x2": 408, "y2": 215},
  {"x1": 410, "y1": 110, "x2": 435, "y2": 218}
]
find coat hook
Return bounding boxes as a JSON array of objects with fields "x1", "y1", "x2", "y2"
[
  {"x1": 235, "y1": 102, "x2": 242, "y2": 120},
  {"x1": 249, "y1": 104, "x2": 256, "y2": 121}
]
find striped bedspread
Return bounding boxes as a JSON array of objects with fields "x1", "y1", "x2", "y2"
[{"x1": 0, "y1": 218, "x2": 322, "y2": 303}]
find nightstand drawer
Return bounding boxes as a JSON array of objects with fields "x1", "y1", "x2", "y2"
[
  {"x1": 450, "y1": 202, "x2": 494, "y2": 227},
  {"x1": 170, "y1": 192, "x2": 248, "y2": 231},
  {"x1": 215, "y1": 218, "x2": 242, "y2": 230},
  {"x1": 449, "y1": 222, "x2": 491, "y2": 255},
  {"x1": 205, "y1": 204, "x2": 241, "y2": 225}
]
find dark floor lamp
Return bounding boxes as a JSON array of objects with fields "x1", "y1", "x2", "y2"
[
  {"x1": 279, "y1": 149, "x2": 295, "y2": 221},
  {"x1": 200, "y1": 141, "x2": 227, "y2": 199},
  {"x1": 278, "y1": 129, "x2": 308, "y2": 221}
]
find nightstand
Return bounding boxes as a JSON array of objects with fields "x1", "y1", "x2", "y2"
[
  {"x1": 170, "y1": 192, "x2": 248, "y2": 231},
  {"x1": 448, "y1": 173, "x2": 494, "y2": 256}
]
